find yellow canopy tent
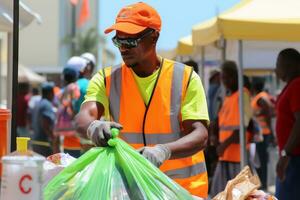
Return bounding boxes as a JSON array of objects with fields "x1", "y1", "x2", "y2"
[
  {"x1": 192, "y1": 0, "x2": 300, "y2": 168},
  {"x1": 177, "y1": 35, "x2": 193, "y2": 56},
  {"x1": 192, "y1": 0, "x2": 300, "y2": 45}
]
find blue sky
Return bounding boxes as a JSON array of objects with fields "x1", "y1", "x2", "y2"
[{"x1": 99, "y1": 0, "x2": 241, "y2": 61}]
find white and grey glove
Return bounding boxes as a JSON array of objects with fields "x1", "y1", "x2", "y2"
[
  {"x1": 138, "y1": 144, "x2": 171, "y2": 167},
  {"x1": 87, "y1": 120, "x2": 122, "y2": 147}
]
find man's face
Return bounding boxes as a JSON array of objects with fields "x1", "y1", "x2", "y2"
[
  {"x1": 221, "y1": 71, "x2": 231, "y2": 89},
  {"x1": 114, "y1": 29, "x2": 155, "y2": 67}
]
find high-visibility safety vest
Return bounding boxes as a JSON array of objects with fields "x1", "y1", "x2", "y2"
[
  {"x1": 218, "y1": 89, "x2": 251, "y2": 162},
  {"x1": 103, "y1": 59, "x2": 208, "y2": 198},
  {"x1": 251, "y1": 91, "x2": 272, "y2": 135}
]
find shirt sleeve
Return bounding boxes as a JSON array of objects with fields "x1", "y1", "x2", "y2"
[
  {"x1": 181, "y1": 71, "x2": 209, "y2": 121},
  {"x1": 83, "y1": 70, "x2": 110, "y2": 119},
  {"x1": 84, "y1": 70, "x2": 108, "y2": 105}
]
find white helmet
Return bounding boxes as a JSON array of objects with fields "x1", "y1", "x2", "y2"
[
  {"x1": 80, "y1": 52, "x2": 96, "y2": 66},
  {"x1": 65, "y1": 56, "x2": 88, "y2": 73}
]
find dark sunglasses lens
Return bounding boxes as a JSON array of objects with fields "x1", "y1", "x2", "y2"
[
  {"x1": 112, "y1": 37, "x2": 138, "y2": 48},
  {"x1": 112, "y1": 37, "x2": 121, "y2": 48}
]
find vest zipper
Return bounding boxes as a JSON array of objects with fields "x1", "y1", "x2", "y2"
[{"x1": 141, "y1": 59, "x2": 164, "y2": 146}]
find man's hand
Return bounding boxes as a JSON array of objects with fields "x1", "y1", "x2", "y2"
[
  {"x1": 87, "y1": 120, "x2": 122, "y2": 146},
  {"x1": 276, "y1": 156, "x2": 290, "y2": 182},
  {"x1": 138, "y1": 144, "x2": 171, "y2": 167}
]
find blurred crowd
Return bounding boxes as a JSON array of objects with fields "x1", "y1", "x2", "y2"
[
  {"x1": 185, "y1": 48, "x2": 300, "y2": 198},
  {"x1": 16, "y1": 52, "x2": 96, "y2": 158}
]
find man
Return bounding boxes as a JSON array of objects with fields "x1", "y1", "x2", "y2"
[
  {"x1": 31, "y1": 82, "x2": 59, "y2": 157},
  {"x1": 251, "y1": 79, "x2": 275, "y2": 190},
  {"x1": 75, "y1": 2, "x2": 209, "y2": 198},
  {"x1": 275, "y1": 48, "x2": 300, "y2": 200},
  {"x1": 210, "y1": 61, "x2": 252, "y2": 197}
]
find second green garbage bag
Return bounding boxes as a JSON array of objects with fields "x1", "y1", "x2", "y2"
[{"x1": 44, "y1": 129, "x2": 194, "y2": 200}]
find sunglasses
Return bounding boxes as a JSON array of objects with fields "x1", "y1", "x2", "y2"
[{"x1": 112, "y1": 29, "x2": 154, "y2": 49}]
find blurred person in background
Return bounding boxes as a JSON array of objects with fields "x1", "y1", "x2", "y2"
[
  {"x1": 27, "y1": 87, "x2": 42, "y2": 132},
  {"x1": 55, "y1": 57, "x2": 82, "y2": 158},
  {"x1": 31, "y1": 82, "x2": 59, "y2": 157},
  {"x1": 251, "y1": 79, "x2": 275, "y2": 190},
  {"x1": 210, "y1": 61, "x2": 252, "y2": 197},
  {"x1": 184, "y1": 60, "x2": 199, "y2": 74},
  {"x1": 17, "y1": 82, "x2": 30, "y2": 137},
  {"x1": 208, "y1": 69, "x2": 222, "y2": 121},
  {"x1": 275, "y1": 48, "x2": 300, "y2": 200},
  {"x1": 28, "y1": 87, "x2": 42, "y2": 112},
  {"x1": 206, "y1": 69, "x2": 222, "y2": 189},
  {"x1": 73, "y1": 52, "x2": 96, "y2": 114},
  {"x1": 75, "y1": 2, "x2": 209, "y2": 198}
]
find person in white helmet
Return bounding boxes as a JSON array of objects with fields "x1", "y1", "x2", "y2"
[{"x1": 73, "y1": 52, "x2": 96, "y2": 114}]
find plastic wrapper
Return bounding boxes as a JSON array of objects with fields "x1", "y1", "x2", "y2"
[
  {"x1": 213, "y1": 166, "x2": 277, "y2": 200},
  {"x1": 44, "y1": 129, "x2": 194, "y2": 200},
  {"x1": 43, "y1": 153, "x2": 76, "y2": 187}
]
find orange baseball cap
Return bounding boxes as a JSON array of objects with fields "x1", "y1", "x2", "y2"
[{"x1": 104, "y1": 2, "x2": 161, "y2": 35}]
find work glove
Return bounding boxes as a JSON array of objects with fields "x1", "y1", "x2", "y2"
[
  {"x1": 138, "y1": 144, "x2": 171, "y2": 167},
  {"x1": 87, "y1": 120, "x2": 122, "y2": 147}
]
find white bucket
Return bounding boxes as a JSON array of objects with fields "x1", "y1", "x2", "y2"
[{"x1": 1, "y1": 155, "x2": 45, "y2": 200}]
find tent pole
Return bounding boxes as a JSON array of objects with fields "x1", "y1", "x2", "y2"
[
  {"x1": 238, "y1": 40, "x2": 247, "y2": 169},
  {"x1": 222, "y1": 39, "x2": 227, "y2": 62},
  {"x1": 11, "y1": 0, "x2": 20, "y2": 151},
  {"x1": 7, "y1": 33, "x2": 13, "y2": 153}
]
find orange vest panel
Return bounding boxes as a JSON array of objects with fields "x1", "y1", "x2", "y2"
[
  {"x1": 218, "y1": 89, "x2": 250, "y2": 162},
  {"x1": 251, "y1": 91, "x2": 272, "y2": 135}
]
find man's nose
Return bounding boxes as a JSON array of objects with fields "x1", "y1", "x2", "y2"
[{"x1": 119, "y1": 45, "x2": 130, "y2": 52}]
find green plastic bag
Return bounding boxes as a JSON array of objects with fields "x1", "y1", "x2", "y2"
[{"x1": 44, "y1": 129, "x2": 194, "y2": 200}]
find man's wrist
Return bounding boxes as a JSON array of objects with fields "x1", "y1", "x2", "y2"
[{"x1": 280, "y1": 149, "x2": 292, "y2": 157}]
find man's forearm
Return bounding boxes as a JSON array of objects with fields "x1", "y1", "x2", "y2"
[
  {"x1": 165, "y1": 122, "x2": 208, "y2": 159},
  {"x1": 75, "y1": 112, "x2": 95, "y2": 138},
  {"x1": 75, "y1": 102, "x2": 104, "y2": 138}
]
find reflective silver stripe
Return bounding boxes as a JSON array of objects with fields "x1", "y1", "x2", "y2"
[
  {"x1": 165, "y1": 162, "x2": 207, "y2": 179},
  {"x1": 120, "y1": 132, "x2": 180, "y2": 145},
  {"x1": 170, "y1": 62, "x2": 185, "y2": 133},
  {"x1": 109, "y1": 64, "x2": 122, "y2": 122},
  {"x1": 219, "y1": 125, "x2": 240, "y2": 131}
]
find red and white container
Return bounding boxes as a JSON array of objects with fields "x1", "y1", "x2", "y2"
[{"x1": 1, "y1": 137, "x2": 45, "y2": 200}]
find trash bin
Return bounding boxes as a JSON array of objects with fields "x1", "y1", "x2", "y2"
[{"x1": 0, "y1": 109, "x2": 11, "y2": 176}]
